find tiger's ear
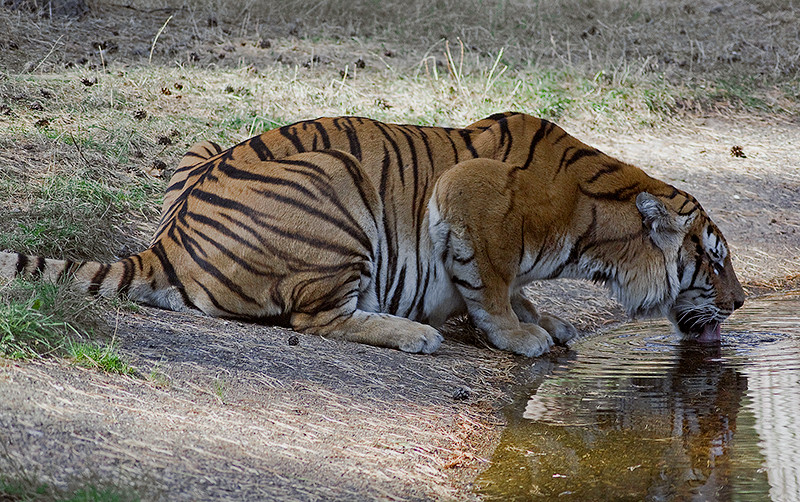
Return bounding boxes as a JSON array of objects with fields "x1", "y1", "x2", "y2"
[{"x1": 636, "y1": 192, "x2": 693, "y2": 246}]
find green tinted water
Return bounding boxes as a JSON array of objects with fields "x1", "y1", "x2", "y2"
[{"x1": 478, "y1": 292, "x2": 800, "y2": 501}]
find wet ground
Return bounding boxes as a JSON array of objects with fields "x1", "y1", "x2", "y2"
[{"x1": 478, "y1": 292, "x2": 800, "y2": 501}]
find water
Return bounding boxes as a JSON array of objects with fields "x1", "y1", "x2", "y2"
[{"x1": 477, "y1": 292, "x2": 800, "y2": 501}]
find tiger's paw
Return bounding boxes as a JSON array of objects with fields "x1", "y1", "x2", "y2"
[
  {"x1": 488, "y1": 324, "x2": 554, "y2": 357},
  {"x1": 397, "y1": 326, "x2": 444, "y2": 354},
  {"x1": 539, "y1": 313, "x2": 578, "y2": 345}
]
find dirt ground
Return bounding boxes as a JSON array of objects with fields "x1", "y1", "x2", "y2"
[{"x1": 2, "y1": 3, "x2": 800, "y2": 501}]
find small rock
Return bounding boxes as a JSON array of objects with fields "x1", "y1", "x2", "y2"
[
  {"x1": 452, "y1": 386, "x2": 472, "y2": 401},
  {"x1": 147, "y1": 159, "x2": 167, "y2": 177}
]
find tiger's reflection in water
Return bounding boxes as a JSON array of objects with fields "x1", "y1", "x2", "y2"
[{"x1": 477, "y1": 339, "x2": 768, "y2": 501}]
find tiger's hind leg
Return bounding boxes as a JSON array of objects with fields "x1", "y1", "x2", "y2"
[
  {"x1": 429, "y1": 157, "x2": 571, "y2": 356},
  {"x1": 511, "y1": 292, "x2": 578, "y2": 345},
  {"x1": 290, "y1": 276, "x2": 443, "y2": 353},
  {"x1": 431, "y1": 213, "x2": 554, "y2": 356}
]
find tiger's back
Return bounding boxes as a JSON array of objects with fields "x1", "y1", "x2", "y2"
[{"x1": 155, "y1": 117, "x2": 494, "y2": 320}]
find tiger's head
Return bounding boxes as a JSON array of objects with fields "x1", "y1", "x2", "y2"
[{"x1": 633, "y1": 191, "x2": 745, "y2": 343}]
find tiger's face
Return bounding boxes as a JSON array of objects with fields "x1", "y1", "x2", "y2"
[
  {"x1": 634, "y1": 191, "x2": 744, "y2": 343},
  {"x1": 669, "y1": 219, "x2": 745, "y2": 343}
]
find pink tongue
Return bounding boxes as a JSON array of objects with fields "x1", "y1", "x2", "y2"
[{"x1": 697, "y1": 323, "x2": 722, "y2": 343}]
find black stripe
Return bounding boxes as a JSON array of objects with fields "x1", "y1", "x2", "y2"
[
  {"x1": 519, "y1": 245, "x2": 546, "y2": 277},
  {"x1": 578, "y1": 183, "x2": 641, "y2": 201},
  {"x1": 484, "y1": 112, "x2": 513, "y2": 123},
  {"x1": 246, "y1": 187, "x2": 373, "y2": 254},
  {"x1": 131, "y1": 253, "x2": 142, "y2": 274},
  {"x1": 498, "y1": 117, "x2": 513, "y2": 161},
  {"x1": 215, "y1": 158, "x2": 300, "y2": 184},
  {"x1": 30, "y1": 257, "x2": 46, "y2": 279},
  {"x1": 186, "y1": 211, "x2": 263, "y2": 254},
  {"x1": 184, "y1": 224, "x2": 270, "y2": 277},
  {"x1": 374, "y1": 122, "x2": 405, "y2": 184},
  {"x1": 248, "y1": 135, "x2": 274, "y2": 161},
  {"x1": 56, "y1": 259, "x2": 80, "y2": 283},
  {"x1": 459, "y1": 130, "x2": 479, "y2": 158},
  {"x1": 440, "y1": 129, "x2": 460, "y2": 163},
  {"x1": 388, "y1": 266, "x2": 407, "y2": 315},
  {"x1": 279, "y1": 125, "x2": 305, "y2": 152},
  {"x1": 439, "y1": 229, "x2": 451, "y2": 264},
  {"x1": 451, "y1": 276, "x2": 484, "y2": 291},
  {"x1": 313, "y1": 120, "x2": 331, "y2": 149},
  {"x1": 689, "y1": 253, "x2": 704, "y2": 287},
  {"x1": 343, "y1": 117, "x2": 362, "y2": 161},
  {"x1": 117, "y1": 258, "x2": 134, "y2": 296},
  {"x1": 206, "y1": 141, "x2": 222, "y2": 155},
  {"x1": 164, "y1": 177, "x2": 187, "y2": 194},
  {"x1": 556, "y1": 147, "x2": 597, "y2": 177},
  {"x1": 323, "y1": 149, "x2": 379, "y2": 229},
  {"x1": 377, "y1": 144, "x2": 397, "y2": 295},
  {"x1": 415, "y1": 126, "x2": 436, "y2": 172},
  {"x1": 553, "y1": 132, "x2": 570, "y2": 144},
  {"x1": 15, "y1": 253, "x2": 28, "y2": 277},
  {"x1": 181, "y1": 151, "x2": 209, "y2": 161},
  {"x1": 192, "y1": 278, "x2": 239, "y2": 317},
  {"x1": 173, "y1": 225, "x2": 261, "y2": 306},
  {"x1": 172, "y1": 158, "x2": 213, "y2": 176},
  {"x1": 88, "y1": 264, "x2": 111, "y2": 296},
  {"x1": 522, "y1": 119, "x2": 553, "y2": 169},
  {"x1": 216, "y1": 212, "x2": 355, "y2": 271},
  {"x1": 151, "y1": 242, "x2": 194, "y2": 308},
  {"x1": 409, "y1": 265, "x2": 430, "y2": 319},
  {"x1": 213, "y1": 163, "x2": 322, "y2": 201},
  {"x1": 585, "y1": 162, "x2": 621, "y2": 183}
]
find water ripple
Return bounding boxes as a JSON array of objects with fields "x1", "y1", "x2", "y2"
[{"x1": 479, "y1": 292, "x2": 800, "y2": 501}]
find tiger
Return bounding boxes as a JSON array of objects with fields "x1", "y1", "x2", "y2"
[{"x1": 0, "y1": 112, "x2": 745, "y2": 356}]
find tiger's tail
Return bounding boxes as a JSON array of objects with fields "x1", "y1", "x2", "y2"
[{"x1": 0, "y1": 248, "x2": 191, "y2": 312}]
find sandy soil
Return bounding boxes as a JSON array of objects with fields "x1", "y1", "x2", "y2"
[{"x1": 1, "y1": 4, "x2": 799, "y2": 501}]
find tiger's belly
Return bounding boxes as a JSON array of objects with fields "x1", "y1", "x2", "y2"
[{"x1": 359, "y1": 234, "x2": 466, "y2": 328}]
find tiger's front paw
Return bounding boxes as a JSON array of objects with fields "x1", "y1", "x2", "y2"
[
  {"x1": 488, "y1": 324, "x2": 554, "y2": 357},
  {"x1": 397, "y1": 326, "x2": 444, "y2": 354},
  {"x1": 539, "y1": 313, "x2": 578, "y2": 344}
]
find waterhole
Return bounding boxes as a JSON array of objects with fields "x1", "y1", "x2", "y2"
[{"x1": 477, "y1": 292, "x2": 800, "y2": 501}]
